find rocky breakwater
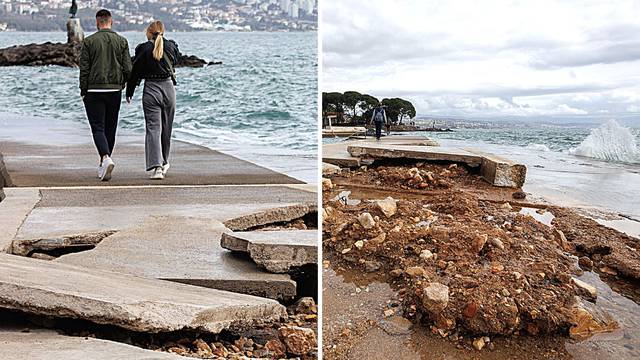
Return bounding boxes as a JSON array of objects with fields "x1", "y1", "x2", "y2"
[
  {"x1": 323, "y1": 161, "x2": 623, "y2": 347},
  {"x1": 0, "y1": 25, "x2": 219, "y2": 68}
]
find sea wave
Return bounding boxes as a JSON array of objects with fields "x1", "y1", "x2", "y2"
[
  {"x1": 568, "y1": 119, "x2": 639, "y2": 164},
  {"x1": 526, "y1": 143, "x2": 551, "y2": 152}
]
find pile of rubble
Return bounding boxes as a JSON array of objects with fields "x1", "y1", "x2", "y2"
[{"x1": 323, "y1": 162, "x2": 620, "y2": 340}]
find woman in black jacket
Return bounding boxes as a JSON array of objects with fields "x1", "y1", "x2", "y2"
[{"x1": 126, "y1": 20, "x2": 181, "y2": 180}]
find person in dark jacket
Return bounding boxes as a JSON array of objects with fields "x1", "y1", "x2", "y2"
[
  {"x1": 79, "y1": 9, "x2": 132, "y2": 181},
  {"x1": 126, "y1": 20, "x2": 181, "y2": 180},
  {"x1": 370, "y1": 103, "x2": 388, "y2": 140}
]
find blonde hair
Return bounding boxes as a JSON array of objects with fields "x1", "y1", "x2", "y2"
[{"x1": 146, "y1": 21, "x2": 165, "y2": 61}]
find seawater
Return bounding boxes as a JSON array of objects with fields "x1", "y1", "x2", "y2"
[{"x1": 0, "y1": 31, "x2": 318, "y2": 183}]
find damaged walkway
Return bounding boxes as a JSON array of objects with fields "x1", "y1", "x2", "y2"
[{"x1": 0, "y1": 114, "x2": 318, "y2": 358}]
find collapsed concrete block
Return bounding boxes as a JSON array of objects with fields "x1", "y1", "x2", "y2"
[
  {"x1": 0, "y1": 254, "x2": 286, "y2": 334},
  {"x1": 221, "y1": 230, "x2": 317, "y2": 273}
]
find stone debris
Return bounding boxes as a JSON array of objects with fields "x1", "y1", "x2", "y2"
[
  {"x1": 322, "y1": 162, "x2": 342, "y2": 176},
  {"x1": 322, "y1": 160, "x2": 623, "y2": 337},
  {"x1": 322, "y1": 177, "x2": 333, "y2": 191},
  {"x1": 220, "y1": 230, "x2": 317, "y2": 273},
  {"x1": 278, "y1": 326, "x2": 317, "y2": 356},
  {"x1": 10, "y1": 230, "x2": 116, "y2": 257},
  {"x1": 0, "y1": 254, "x2": 286, "y2": 334},
  {"x1": 357, "y1": 212, "x2": 376, "y2": 229},
  {"x1": 572, "y1": 277, "x2": 598, "y2": 301},
  {"x1": 375, "y1": 197, "x2": 397, "y2": 218},
  {"x1": 421, "y1": 283, "x2": 449, "y2": 314}
]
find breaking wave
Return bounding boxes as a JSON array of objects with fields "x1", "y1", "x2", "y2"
[
  {"x1": 526, "y1": 143, "x2": 551, "y2": 152},
  {"x1": 568, "y1": 119, "x2": 639, "y2": 164}
]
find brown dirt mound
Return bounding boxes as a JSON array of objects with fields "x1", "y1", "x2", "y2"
[{"x1": 323, "y1": 163, "x2": 611, "y2": 337}]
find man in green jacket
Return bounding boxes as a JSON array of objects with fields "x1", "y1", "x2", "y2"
[{"x1": 79, "y1": 9, "x2": 132, "y2": 181}]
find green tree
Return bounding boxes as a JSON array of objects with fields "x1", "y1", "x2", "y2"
[
  {"x1": 381, "y1": 98, "x2": 416, "y2": 125},
  {"x1": 342, "y1": 91, "x2": 362, "y2": 119},
  {"x1": 359, "y1": 94, "x2": 379, "y2": 124}
]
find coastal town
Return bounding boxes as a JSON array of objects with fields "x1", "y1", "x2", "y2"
[{"x1": 0, "y1": 0, "x2": 317, "y2": 31}]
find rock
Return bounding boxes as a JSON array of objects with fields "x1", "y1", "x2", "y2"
[
  {"x1": 193, "y1": 339, "x2": 212, "y2": 357},
  {"x1": 421, "y1": 282, "x2": 449, "y2": 314},
  {"x1": 0, "y1": 41, "x2": 211, "y2": 68},
  {"x1": 572, "y1": 277, "x2": 598, "y2": 301},
  {"x1": 419, "y1": 249, "x2": 434, "y2": 260},
  {"x1": 293, "y1": 297, "x2": 317, "y2": 315},
  {"x1": 322, "y1": 177, "x2": 333, "y2": 191},
  {"x1": 383, "y1": 309, "x2": 395, "y2": 317},
  {"x1": 472, "y1": 234, "x2": 488, "y2": 253},
  {"x1": 405, "y1": 266, "x2": 427, "y2": 277},
  {"x1": 364, "y1": 260, "x2": 382, "y2": 272},
  {"x1": 370, "y1": 232, "x2": 386, "y2": 245},
  {"x1": 500, "y1": 202, "x2": 513, "y2": 211},
  {"x1": 512, "y1": 190, "x2": 527, "y2": 200},
  {"x1": 322, "y1": 162, "x2": 341, "y2": 176},
  {"x1": 472, "y1": 337, "x2": 485, "y2": 351},
  {"x1": 358, "y1": 212, "x2": 376, "y2": 229},
  {"x1": 553, "y1": 228, "x2": 571, "y2": 250},
  {"x1": 578, "y1": 256, "x2": 593, "y2": 270},
  {"x1": 488, "y1": 237, "x2": 505, "y2": 250},
  {"x1": 570, "y1": 298, "x2": 617, "y2": 340},
  {"x1": 390, "y1": 268, "x2": 403, "y2": 277},
  {"x1": 278, "y1": 326, "x2": 317, "y2": 356},
  {"x1": 354, "y1": 240, "x2": 364, "y2": 250},
  {"x1": 264, "y1": 339, "x2": 286, "y2": 358},
  {"x1": 29, "y1": 253, "x2": 56, "y2": 261},
  {"x1": 375, "y1": 196, "x2": 397, "y2": 218}
]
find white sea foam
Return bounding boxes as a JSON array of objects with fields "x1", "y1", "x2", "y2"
[
  {"x1": 526, "y1": 143, "x2": 551, "y2": 152},
  {"x1": 568, "y1": 119, "x2": 639, "y2": 163}
]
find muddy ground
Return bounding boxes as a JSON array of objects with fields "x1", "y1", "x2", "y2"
[{"x1": 322, "y1": 161, "x2": 640, "y2": 359}]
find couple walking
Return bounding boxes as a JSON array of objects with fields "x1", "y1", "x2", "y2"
[{"x1": 79, "y1": 9, "x2": 181, "y2": 181}]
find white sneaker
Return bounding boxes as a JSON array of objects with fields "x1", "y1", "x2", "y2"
[
  {"x1": 98, "y1": 163, "x2": 104, "y2": 179},
  {"x1": 150, "y1": 167, "x2": 164, "y2": 180},
  {"x1": 161, "y1": 163, "x2": 170, "y2": 175},
  {"x1": 101, "y1": 157, "x2": 115, "y2": 181}
]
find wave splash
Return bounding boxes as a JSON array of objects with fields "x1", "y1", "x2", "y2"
[{"x1": 568, "y1": 119, "x2": 639, "y2": 163}]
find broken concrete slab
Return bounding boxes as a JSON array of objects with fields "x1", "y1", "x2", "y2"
[
  {"x1": 221, "y1": 230, "x2": 318, "y2": 273},
  {"x1": 348, "y1": 144, "x2": 483, "y2": 167},
  {"x1": 464, "y1": 148, "x2": 527, "y2": 188},
  {"x1": 322, "y1": 162, "x2": 342, "y2": 176},
  {"x1": 0, "y1": 327, "x2": 188, "y2": 360},
  {"x1": 56, "y1": 216, "x2": 297, "y2": 300},
  {"x1": 11, "y1": 230, "x2": 116, "y2": 257},
  {"x1": 0, "y1": 188, "x2": 41, "y2": 253},
  {"x1": 14, "y1": 186, "x2": 315, "y2": 241},
  {"x1": 0, "y1": 254, "x2": 286, "y2": 333},
  {"x1": 224, "y1": 203, "x2": 317, "y2": 231},
  {"x1": 347, "y1": 144, "x2": 527, "y2": 188},
  {"x1": 0, "y1": 115, "x2": 301, "y2": 187},
  {"x1": 322, "y1": 143, "x2": 362, "y2": 168}
]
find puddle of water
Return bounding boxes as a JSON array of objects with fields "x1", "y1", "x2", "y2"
[
  {"x1": 594, "y1": 218, "x2": 640, "y2": 239},
  {"x1": 566, "y1": 272, "x2": 640, "y2": 359},
  {"x1": 519, "y1": 207, "x2": 555, "y2": 226}
]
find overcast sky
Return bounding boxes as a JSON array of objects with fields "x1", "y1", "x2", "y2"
[{"x1": 322, "y1": 0, "x2": 640, "y2": 121}]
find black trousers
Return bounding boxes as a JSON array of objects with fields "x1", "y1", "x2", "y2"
[
  {"x1": 83, "y1": 91, "x2": 122, "y2": 158},
  {"x1": 374, "y1": 121, "x2": 383, "y2": 139}
]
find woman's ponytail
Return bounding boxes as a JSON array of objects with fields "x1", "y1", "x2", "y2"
[
  {"x1": 146, "y1": 20, "x2": 166, "y2": 61},
  {"x1": 153, "y1": 33, "x2": 164, "y2": 61}
]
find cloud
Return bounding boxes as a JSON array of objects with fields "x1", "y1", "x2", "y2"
[{"x1": 321, "y1": 0, "x2": 640, "y2": 119}]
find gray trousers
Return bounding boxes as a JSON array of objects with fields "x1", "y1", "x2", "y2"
[{"x1": 142, "y1": 79, "x2": 175, "y2": 171}]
